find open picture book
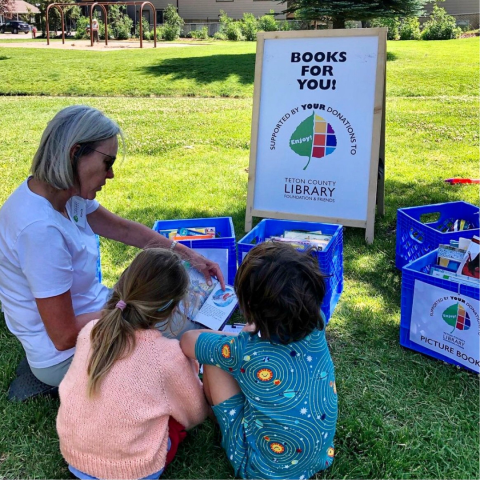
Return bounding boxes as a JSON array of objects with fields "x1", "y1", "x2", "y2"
[{"x1": 172, "y1": 262, "x2": 238, "y2": 330}]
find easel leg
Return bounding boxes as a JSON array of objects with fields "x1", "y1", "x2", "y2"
[
  {"x1": 365, "y1": 220, "x2": 375, "y2": 244},
  {"x1": 245, "y1": 211, "x2": 253, "y2": 232}
]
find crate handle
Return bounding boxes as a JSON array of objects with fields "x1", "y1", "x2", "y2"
[
  {"x1": 409, "y1": 228, "x2": 424, "y2": 244},
  {"x1": 419, "y1": 212, "x2": 441, "y2": 224}
]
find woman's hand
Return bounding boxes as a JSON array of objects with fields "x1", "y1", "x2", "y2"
[
  {"x1": 88, "y1": 207, "x2": 226, "y2": 288},
  {"x1": 187, "y1": 250, "x2": 226, "y2": 289}
]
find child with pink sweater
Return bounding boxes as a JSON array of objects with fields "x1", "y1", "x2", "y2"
[{"x1": 56, "y1": 248, "x2": 210, "y2": 479}]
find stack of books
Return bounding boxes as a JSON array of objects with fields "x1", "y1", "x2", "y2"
[
  {"x1": 158, "y1": 227, "x2": 217, "y2": 241},
  {"x1": 437, "y1": 218, "x2": 476, "y2": 233},
  {"x1": 266, "y1": 230, "x2": 333, "y2": 251},
  {"x1": 431, "y1": 236, "x2": 479, "y2": 286}
]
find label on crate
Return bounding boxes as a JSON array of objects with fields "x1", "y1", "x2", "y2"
[{"x1": 410, "y1": 280, "x2": 479, "y2": 372}]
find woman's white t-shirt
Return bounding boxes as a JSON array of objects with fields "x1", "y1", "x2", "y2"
[{"x1": 0, "y1": 179, "x2": 110, "y2": 368}]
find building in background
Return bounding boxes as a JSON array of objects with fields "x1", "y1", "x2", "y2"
[
  {"x1": 1, "y1": 0, "x2": 40, "y2": 23},
  {"x1": 421, "y1": 0, "x2": 479, "y2": 29},
  {"x1": 124, "y1": 0, "x2": 284, "y2": 28}
]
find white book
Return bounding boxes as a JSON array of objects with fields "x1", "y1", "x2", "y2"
[
  {"x1": 221, "y1": 323, "x2": 247, "y2": 334},
  {"x1": 430, "y1": 266, "x2": 479, "y2": 286},
  {"x1": 172, "y1": 263, "x2": 238, "y2": 331}
]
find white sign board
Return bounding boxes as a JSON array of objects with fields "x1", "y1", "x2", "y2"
[
  {"x1": 410, "y1": 281, "x2": 479, "y2": 372},
  {"x1": 246, "y1": 29, "x2": 387, "y2": 243}
]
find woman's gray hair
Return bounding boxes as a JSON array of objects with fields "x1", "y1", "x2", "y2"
[{"x1": 30, "y1": 105, "x2": 124, "y2": 189}]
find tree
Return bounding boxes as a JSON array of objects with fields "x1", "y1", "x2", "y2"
[
  {"x1": 274, "y1": 0, "x2": 432, "y2": 29},
  {"x1": 35, "y1": 0, "x2": 78, "y2": 37},
  {"x1": 0, "y1": 0, "x2": 14, "y2": 19}
]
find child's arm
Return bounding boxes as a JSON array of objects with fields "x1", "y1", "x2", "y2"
[
  {"x1": 163, "y1": 342, "x2": 211, "y2": 429},
  {"x1": 180, "y1": 328, "x2": 236, "y2": 359}
]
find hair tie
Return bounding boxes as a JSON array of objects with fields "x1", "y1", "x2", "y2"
[
  {"x1": 115, "y1": 300, "x2": 127, "y2": 311},
  {"x1": 157, "y1": 299, "x2": 173, "y2": 312}
]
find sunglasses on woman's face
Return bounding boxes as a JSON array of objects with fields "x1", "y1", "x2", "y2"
[{"x1": 87, "y1": 147, "x2": 116, "y2": 171}]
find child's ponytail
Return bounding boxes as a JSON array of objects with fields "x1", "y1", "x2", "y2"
[
  {"x1": 87, "y1": 305, "x2": 136, "y2": 397},
  {"x1": 86, "y1": 248, "x2": 189, "y2": 397}
]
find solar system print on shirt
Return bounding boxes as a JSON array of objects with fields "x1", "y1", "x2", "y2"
[{"x1": 196, "y1": 329, "x2": 338, "y2": 479}]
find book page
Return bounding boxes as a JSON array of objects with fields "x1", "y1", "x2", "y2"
[
  {"x1": 169, "y1": 264, "x2": 216, "y2": 327},
  {"x1": 193, "y1": 284, "x2": 238, "y2": 330},
  {"x1": 221, "y1": 323, "x2": 246, "y2": 334}
]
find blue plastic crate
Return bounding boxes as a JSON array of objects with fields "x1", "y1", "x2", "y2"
[
  {"x1": 237, "y1": 219, "x2": 343, "y2": 322},
  {"x1": 400, "y1": 250, "x2": 479, "y2": 373},
  {"x1": 396, "y1": 201, "x2": 479, "y2": 270},
  {"x1": 153, "y1": 217, "x2": 237, "y2": 285}
]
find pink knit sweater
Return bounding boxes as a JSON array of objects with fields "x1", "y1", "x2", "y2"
[{"x1": 56, "y1": 321, "x2": 209, "y2": 479}]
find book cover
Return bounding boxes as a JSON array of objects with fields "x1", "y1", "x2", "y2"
[
  {"x1": 429, "y1": 266, "x2": 479, "y2": 286},
  {"x1": 456, "y1": 235, "x2": 480, "y2": 280},
  {"x1": 283, "y1": 230, "x2": 330, "y2": 241},
  {"x1": 437, "y1": 244, "x2": 467, "y2": 272},
  {"x1": 173, "y1": 234, "x2": 215, "y2": 241},
  {"x1": 283, "y1": 230, "x2": 332, "y2": 250},
  {"x1": 267, "y1": 236, "x2": 319, "y2": 252},
  {"x1": 178, "y1": 227, "x2": 216, "y2": 236},
  {"x1": 172, "y1": 263, "x2": 238, "y2": 330},
  {"x1": 158, "y1": 229, "x2": 178, "y2": 239}
]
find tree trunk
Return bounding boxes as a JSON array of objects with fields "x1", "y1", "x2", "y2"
[{"x1": 332, "y1": 17, "x2": 346, "y2": 29}]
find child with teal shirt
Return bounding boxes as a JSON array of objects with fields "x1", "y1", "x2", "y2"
[{"x1": 181, "y1": 242, "x2": 337, "y2": 480}]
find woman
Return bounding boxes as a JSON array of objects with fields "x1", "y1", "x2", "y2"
[{"x1": 0, "y1": 105, "x2": 224, "y2": 388}]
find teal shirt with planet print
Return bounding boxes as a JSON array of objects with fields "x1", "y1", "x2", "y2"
[{"x1": 195, "y1": 328, "x2": 337, "y2": 479}]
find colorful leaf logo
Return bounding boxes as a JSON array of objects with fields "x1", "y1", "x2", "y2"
[
  {"x1": 289, "y1": 112, "x2": 337, "y2": 170},
  {"x1": 442, "y1": 303, "x2": 471, "y2": 333}
]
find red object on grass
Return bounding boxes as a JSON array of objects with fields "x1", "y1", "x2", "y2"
[
  {"x1": 165, "y1": 417, "x2": 187, "y2": 466},
  {"x1": 444, "y1": 178, "x2": 480, "y2": 184}
]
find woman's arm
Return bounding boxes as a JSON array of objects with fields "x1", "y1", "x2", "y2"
[
  {"x1": 88, "y1": 206, "x2": 225, "y2": 288},
  {"x1": 35, "y1": 291, "x2": 101, "y2": 351}
]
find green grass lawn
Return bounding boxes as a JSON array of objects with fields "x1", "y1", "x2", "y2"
[{"x1": 0, "y1": 38, "x2": 479, "y2": 479}]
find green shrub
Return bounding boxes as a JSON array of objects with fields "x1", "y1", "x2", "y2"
[
  {"x1": 240, "y1": 13, "x2": 258, "y2": 41},
  {"x1": 163, "y1": 24, "x2": 179, "y2": 41},
  {"x1": 155, "y1": 26, "x2": 164, "y2": 40},
  {"x1": 370, "y1": 16, "x2": 401, "y2": 40},
  {"x1": 345, "y1": 20, "x2": 360, "y2": 29},
  {"x1": 218, "y1": 10, "x2": 242, "y2": 40},
  {"x1": 399, "y1": 16, "x2": 421, "y2": 40},
  {"x1": 134, "y1": 17, "x2": 150, "y2": 39},
  {"x1": 258, "y1": 10, "x2": 278, "y2": 32},
  {"x1": 98, "y1": 21, "x2": 113, "y2": 40},
  {"x1": 107, "y1": 5, "x2": 132, "y2": 40},
  {"x1": 421, "y1": 4, "x2": 461, "y2": 40},
  {"x1": 162, "y1": 3, "x2": 184, "y2": 40},
  {"x1": 213, "y1": 31, "x2": 227, "y2": 40},
  {"x1": 74, "y1": 16, "x2": 110, "y2": 40},
  {"x1": 225, "y1": 22, "x2": 244, "y2": 41},
  {"x1": 74, "y1": 16, "x2": 89, "y2": 39},
  {"x1": 111, "y1": 15, "x2": 132, "y2": 40},
  {"x1": 190, "y1": 26, "x2": 209, "y2": 40},
  {"x1": 218, "y1": 12, "x2": 243, "y2": 41},
  {"x1": 278, "y1": 20, "x2": 291, "y2": 31}
]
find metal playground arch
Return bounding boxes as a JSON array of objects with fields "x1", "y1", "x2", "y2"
[{"x1": 46, "y1": 2, "x2": 157, "y2": 48}]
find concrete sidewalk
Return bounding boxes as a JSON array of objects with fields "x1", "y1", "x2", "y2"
[
  {"x1": 0, "y1": 33, "x2": 206, "y2": 50},
  {"x1": 0, "y1": 38, "x2": 200, "y2": 50}
]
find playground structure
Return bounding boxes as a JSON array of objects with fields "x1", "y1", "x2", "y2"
[{"x1": 46, "y1": 2, "x2": 157, "y2": 48}]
